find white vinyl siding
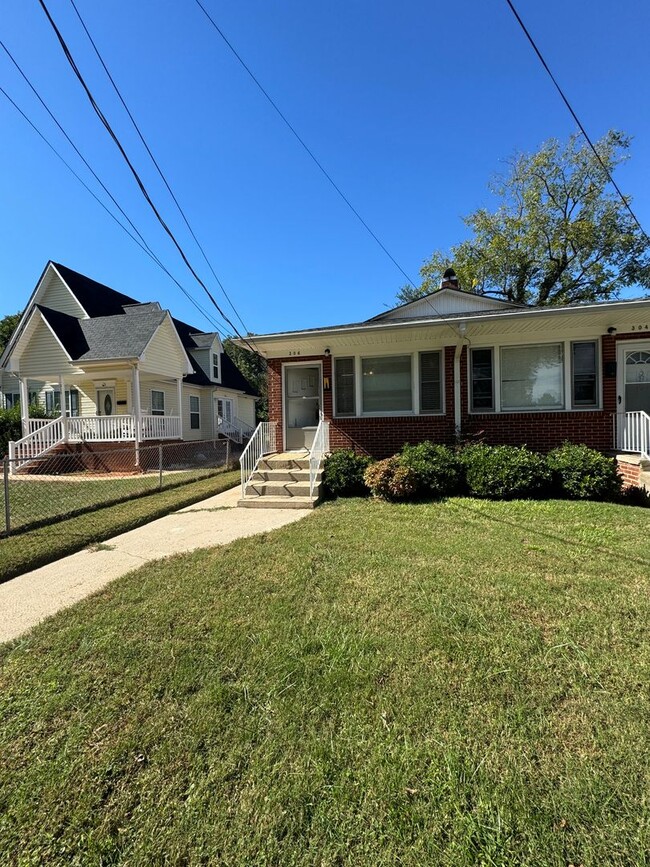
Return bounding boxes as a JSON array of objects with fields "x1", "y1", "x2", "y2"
[
  {"x1": 39, "y1": 272, "x2": 86, "y2": 318},
  {"x1": 500, "y1": 343, "x2": 565, "y2": 411},
  {"x1": 17, "y1": 318, "x2": 70, "y2": 376},
  {"x1": 140, "y1": 317, "x2": 188, "y2": 378}
]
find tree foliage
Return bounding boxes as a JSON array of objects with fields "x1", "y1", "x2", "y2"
[
  {"x1": 399, "y1": 131, "x2": 650, "y2": 307},
  {"x1": 223, "y1": 338, "x2": 268, "y2": 421},
  {"x1": 0, "y1": 312, "x2": 22, "y2": 354}
]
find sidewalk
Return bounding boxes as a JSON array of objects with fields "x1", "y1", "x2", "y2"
[{"x1": 0, "y1": 486, "x2": 309, "y2": 644}]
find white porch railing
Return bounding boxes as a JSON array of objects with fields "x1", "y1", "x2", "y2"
[
  {"x1": 218, "y1": 416, "x2": 255, "y2": 444},
  {"x1": 141, "y1": 414, "x2": 181, "y2": 440},
  {"x1": 69, "y1": 415, "x2": 136, "y2": 442},
  {"x1": 9, "y1": 415, "x2": 65, "y2": 472},
  {"x1": 309, "y1": 418, "x2": 330, "y2": 497},
  {"x1": 27, "y1": 418, "x2": 53, "y2": 435},
  {"x1": 240, "y1": 422, "x2": 277, "y2": 497},
  {"x1": 616, "y1": 411, "x2": 650, "y2": 461}
]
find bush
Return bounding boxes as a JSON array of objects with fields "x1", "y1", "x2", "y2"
[
  {"x1": 620, "y1": 484, "x2": 650, "y2": 508},
  {"x1": 0, "y1": 403, "x2": 51, "y2": 458},
  {"x1": 547, "y1": 443, "x2": 622, "y2": 501},
  {"x1": 400, "y1": 441, "x2": 461, "y2": 499},
  {"x1": 460, "y1": 444, "x2": 551, "y2": 500},
  {"x1": 364, "y1": 457, "x2": 419, "y2": 501},
  {"x1": 322, "y1": 450, "x2": 372, "y2": 498}
]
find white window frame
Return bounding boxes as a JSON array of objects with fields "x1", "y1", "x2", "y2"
[
  {"x1": 189, "y1": 394, "x2": 200, "y2": 429},
  {"x1": 4, "y1": 392, "x2": 20, "y2": 409},
  {"x1": 418, "y1": 350, "x2": 445, "y2": 416},
  {"x1": 151, "y1": 389, "x2": 165, "y2": 416},
  {"x1": 333, "y1": 356, "x2": 356, "y2": 417},
  {"x1": 212, "y1": 352, "x2": 220, "y2": 382},
  {"x1": 570, "y1": 340, "x2": 600, "y2": 409},
  {"x1": 359, "y1": 352, "x2": 416, "y2": 417},
  {"x1": 467, "y1": 338, "x2": 602, "y2": 414},
  {"x1": 469, "y1": 347, "x2": 495, "y2": 413}
]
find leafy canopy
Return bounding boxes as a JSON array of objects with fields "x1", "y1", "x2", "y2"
[
  {"x1": 399, "y1": 130, "x2": 650, "y2": 307},
  {"x1": 0, "y1": 312, "x2": 21, "y2": 354}
]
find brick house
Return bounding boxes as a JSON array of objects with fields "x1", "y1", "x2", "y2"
[{"x1": 237, "y1": 271, "x2": 650, "y2": 505}]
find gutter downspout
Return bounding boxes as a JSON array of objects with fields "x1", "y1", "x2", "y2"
[{"x1": 453, "y1": 322, "x2": 468, "y2": 441}]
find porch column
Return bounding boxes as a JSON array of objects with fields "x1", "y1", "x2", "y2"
[
  {"x1": 176, "y1": 377, "x2": 183, "y2": 439},
  {"x1": 18, "y1": 377, "x2": 29, "y2": 438},
  {"x1": 132, "y1": 365, "x2": 142, "y2": 466},
  {"x1": 58, "y1": 374, "x2": 69, "y2": 442}
]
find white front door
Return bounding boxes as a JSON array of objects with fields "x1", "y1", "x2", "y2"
[
  {"x1": 617, "y1": 341, "x2": 650, "y2": 415},
  {"x1": 284, "y1": 365, "x2": 321, "y2": 450},
  {"x1": 96, "y1": 388, "x2": 115, "y2": 416}
]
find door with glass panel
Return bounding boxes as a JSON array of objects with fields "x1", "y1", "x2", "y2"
[
  {"x1": 617, "y1": 341, "x2": 650, "y2": 450},
  {"x1": 284, "y1": 365, "x2": 321, "y2": 450},
  {"x1": 96, "y1": 388, "x2": 115, "y2": 416}
]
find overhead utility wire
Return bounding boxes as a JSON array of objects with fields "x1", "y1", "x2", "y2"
[
  {"x1": 67, "y1": 0, "x2": 250, "y2": 336},
  {"x1": 194, "y1": 0, "x2": 420, "y2": 291},
  {"x1": 504, "y1": 0, "x2": 650, "y2": 243},
  {"x1": 37, "y1": 0, "x2": 260, "y2": 355},
  {"x1": 0, "y1": 46, "x2": 229, "y2": 336}
]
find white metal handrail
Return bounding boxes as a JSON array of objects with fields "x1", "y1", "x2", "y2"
[
  {"x1": 240, "y1": 422, "x2": 277, "y2": 497},
  {"x1": 8, "y1": 415, "x2": 65, "y2": 472},
  {"x1": 616, "y1": 411, "x2": 650, "y2": 461},
  {"x1": 309, "y1": 418, "x2": 330, "y2": 497},
  {"x1": 233, "y1": 415, "x2": 255, "y2": 438},
  {"x1": 217, "y1": 416, "x2": 243, "y2": 444}
]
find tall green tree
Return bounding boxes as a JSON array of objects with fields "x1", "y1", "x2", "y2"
[
  {"x1": 399, "y1": 130, "x2": 650, "y2": 307},
  {"x1": 0, "y1": 312, "x2": 21, "y2": 354}
]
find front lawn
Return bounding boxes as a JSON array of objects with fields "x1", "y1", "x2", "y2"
[{"x1": 1, "y1": 497, "x2": 650, "y2": 865}]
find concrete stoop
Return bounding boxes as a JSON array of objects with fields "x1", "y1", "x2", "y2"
[{"x1": 238, "y1": 451, "x2": 322, "y2": 509}]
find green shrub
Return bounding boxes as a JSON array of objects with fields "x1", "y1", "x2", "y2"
[
  {"x1": 322, "y1": 450, "x2": 372, "y2": 498},
  {"x1": 547, "y1": 443, "x2": 622, "y2": 501},
  {"x1": 0, "y1": 403, "x2": 50, "y2": 458},
  {"x1": 400, "y1": 441, "x2": 461, "y2": 498},
  {"x1": 363, "y1": 457, "x2": 419, "y2": 501},
  {"x1": 620, "y1": 484, "x2": 650, "y2": 508},
  {"x1": 460, "y1": 444, "x2": 551, "y2": 500}
]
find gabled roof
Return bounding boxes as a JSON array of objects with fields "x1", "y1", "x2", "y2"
[
  {"x1": 52, "y1": 262, "x2": 139, "y2": 317},
  {"x1": 367, "y1": 286, "x2": 525, "y2": 322}
]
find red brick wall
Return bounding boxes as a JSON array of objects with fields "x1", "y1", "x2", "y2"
[
  {"x1": 266, "y1": 332, "x2": 644, "y2": 458},
  {"x1": 616, "y1": 457, "x2": 641, "y2": 488}
]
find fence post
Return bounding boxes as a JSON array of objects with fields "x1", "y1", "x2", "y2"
[
  {"x1": 3, "y1": 457, "x2": 10, "y2": 536},
  {"x1": 226, "y1": 439, "x2": 230, "y2": 469},
  {"x1": 159, "y1": 443, "x2": 164, "y2": 491}
]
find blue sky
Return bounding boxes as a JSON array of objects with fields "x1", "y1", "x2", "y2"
[{"x1": 1, "y1": 0, "x2": 649, "y2": 335}]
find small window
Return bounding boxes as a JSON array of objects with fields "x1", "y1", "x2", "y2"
[
  {"x1": 571, "y1": 341, "x2": 598, "y2": 407},
  {"x1": 470, "y1": 348, "x2": 494, "y2": 411},
  {"x1": 361, "y1": 355, "x2": 412, "y2": 413},
  {"x1": 419, "y1": 352, "x2": 442, "y2": 414},
  {"x1": 151, "y1": 390, "x2": 165, "y2": 416},
  {"x1": 68, "y1": 389, "x2": 80, "y2": 417},
  {"x1": 28, "y1": 391, "x2": 40, "y2": 406},
  {"x1": 334, "y1": 357, "x2": 355, "y2": 416},
  {"x1": 212, "y1": 352, "x2": 220, "y2": 380},
  {"x1": 4, "y1": 393, "x2": 19, "y2": 409},
  {"x1": 189, "y1": 395, "x2": 200, "y2": 429}
]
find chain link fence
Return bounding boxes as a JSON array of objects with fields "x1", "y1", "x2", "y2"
[{"x1": 1, "y1": 439, "x2": 232, "y2": 536}]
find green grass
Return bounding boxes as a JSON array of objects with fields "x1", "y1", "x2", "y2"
[
  {"x1": 0, "y1": 469, "x2": 239, "y2": 582},
  {"x1": 4, "y1": 467, "x2": 227, "y2": 534},
  {"x1": 1, "y1": 497, "x2": 650, "y2": 865}
]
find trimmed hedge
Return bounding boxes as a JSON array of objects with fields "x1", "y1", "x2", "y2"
[
  {"x1": 400, "y1": 442, "x2": 461, "y2": 499},
  {"x1": 364, "y1": 457, "x2": 419, "y2": 501},
  {"x1": 322, "y1": 450, "x2": 372, "y2": 498},
  {"x1": 460, "y1": 444, "x2": 551, "y2": 500},
  {"x1": 547, "y1": 443, "x2": 622, "y2": 501}
]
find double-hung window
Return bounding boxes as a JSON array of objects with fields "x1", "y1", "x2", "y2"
[
  {"x1": 334, "y1": 357, "x2": 355, "y2": 416},
  {"x1": 151, "y1": 390, "x2": 165, "y2": 416},
  {"x1": 470, "y1": 348, "x2": 494, "y2": 411},
  {"x1": 212, "y1": 353, "x2": 220, "y2": 380},
  {"x1": 361, "y1": 355, "x2": 412, "y2": 413},
  {"x1": 45, "y1": 390, "x2": 61, "y2": 414},
  {"x1": 4, "y1": 393, "x2": 19, "y2": 409},
  {"x1": 419, "y1": 351, "x2": 443, "y2": 414},
  {"x1": 500, "y1": 343, "x2": 564, "y2": 410},
  {"x1": 189, "y1": 395, "x2": 200, "y2": 429},
  {"x1": 571, "y1": 341, "x2": 598, "y2": 407}
]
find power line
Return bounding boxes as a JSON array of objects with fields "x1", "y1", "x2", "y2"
[
  {"x1": 67, "y1": 0, "x2": 250, "y2": 337},
  {"x1": 0, "y1": 45, "x2": 230, "y2": 336},
  {"x1": 504, "y1": 0, "x2": 650, "y2": 244},
  {"x1": 193, "y1": 0, "x2": 420, "y2": 290},
  {"x1": 37, "y1": 0, "x2": 261, "y2": 355}
]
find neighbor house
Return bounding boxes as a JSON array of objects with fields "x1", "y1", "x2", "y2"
[
  {"x1": 235, "y1": 270, "x2": 650, "y2": 506},
  {"x1": 1, "y1": 262, "x2": 258, "y2": 466}
]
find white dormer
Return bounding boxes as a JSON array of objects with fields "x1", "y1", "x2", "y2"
[{"x1": 187, "y1": 332, "x2": 222, "y2": 383}]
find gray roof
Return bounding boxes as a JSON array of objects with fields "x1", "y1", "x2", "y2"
[{"x1": 76, "y1": 309, "x2": 167, "y2": 360}]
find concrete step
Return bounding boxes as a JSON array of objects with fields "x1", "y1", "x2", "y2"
[
  {"x1": 245, "y1": 480, "x2": 320, "y2": 498},
  {"x1": 639, "y1": 471, "x2": 650, "y2": 492},
  {"x1": 258, "y1": 457, "x2": 310, "y2": 472},
  {"x1": 250, "y1": 468, "x2": 321, "y2": 483},
  {"x1": 238, "y1": 496, "x2": 317, "y2": 510}
]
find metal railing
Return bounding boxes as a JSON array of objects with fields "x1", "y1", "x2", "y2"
[
  {"x1": 234, "y1": 415, "x2": 255, "y2": 438},
  {"x1": 9, "y1": 415, "x2": 65, "y2": 472},
  {"x1": 217, "y1": 416, "x2": 244, "y2": 444},
  {"x1": 309, "y1": 418, "x2": 330, "y2": 497},
  {"x1": 616, "y1": 411, "x2": 650, "y2": 461},
  {"x1": 240, "y1": 422, "x2": 277, "y2": 497}
]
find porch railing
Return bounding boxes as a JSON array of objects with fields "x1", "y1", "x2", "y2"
[
  {"x1": 240, "y1": 422, "x2": 277, "y2": 497},
  {"x1": 309, "y1": 418, "x2": 330, "y2": 497},
  {"x1": 616, "y1": 411, "x2": 650, "y2": 461},
  {"x1": 217, "y1": 416, "x2": 244, "y2": 444},
  {"x1": 27, "y1": 418, "x2": 54, "y2": 435},
  {"x1": 141, "y1": 414, "x2": 181, "y2": 440},
  {"x1": 8, "y1": 415, "x2": 65, "y2": 473},
  {"x1": 234, "y1": 415, "x2": 255, "y2": 439},
  {"x1": 69, "y1": 415, "x2": 136, "y2": 442}
]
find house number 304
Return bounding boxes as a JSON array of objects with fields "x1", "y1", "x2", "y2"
[{"x1": 631, "y1": 325, "x2": 649, "y2": 331}]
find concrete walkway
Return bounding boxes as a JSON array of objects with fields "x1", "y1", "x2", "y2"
[{"x1": 0, "y1": 486, "x2": 309, "y2": 644}]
